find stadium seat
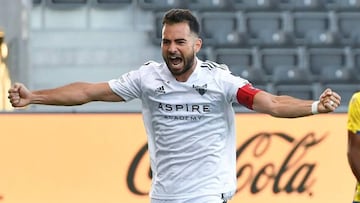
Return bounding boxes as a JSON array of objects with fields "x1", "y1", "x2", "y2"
[
  {"x1": 307, "y1": 48, "x2": 348, "y2": 76},
  {"x1": 200, "y1": 12, "x2": 245, "y2": 48},
  {"x1": 148, "y1": 12, "x2": 165, "y2": 45},
  {"x1": 337, "y1": 12, "x2": 360, "y2": 46},
  {"x1": 197, "y1": 50, "x2": 210, "y2": 62},
  {"x1": 214, "y1": 48, "x2": 260, "y2": 73},
  {"x1": 292, "y1": 11, "x2": 338, "y2": 46},
  {"x1": 278, "y1": 0, "x2": 324, "y2": 11},
  {"x1": 352, "y1": 48, "x2": 360, "y2": 73},
  {"x1": 90, "y1": 0, "x2": 132, "y2": 9},
  {"x1": 137, "y1": 0, "x2": 186, "y2": 11},
  {"x1": 259, "y1": 48, "x2": 299, "y2": 75},
  {"x1": 228, "y1": 0, "x2": 278, "y2": 11},
  {"x1": 319, "y1": 66, "x2": 360, "y2": 108},
  {"x1": 46, "y1": 0, "x2": 87, "y2": 9},
  {"x1": 245, "y1": 12, "x2": 292, "y2": 46},
  {"x1": 96, "y1": 0, "x2": 131, "y2": 3},
  {"x1": 95, "y1": 0, "x2": 131, "y2": 4},
  {"x1": 337, "y1": 0, "x2": 360, "y2": 10},
  {"x1": 319, "y1": 66, "x2": 359, "y2": 84},
  {"x1": 324, "y1": 0, "x2": 360, "y2": 11},
  {"x1": 304, "y1": 29, "x2": 340, "y2": 47},
  {"x1": 51, "y1": 0, "x2": 86, "y2": 3},
  {"x1": 33, "y1": 0, "x2": 42, "y2": 5},
  {"x1": 236, "y1": 67, "x2": 268, "y2": 89},
  {"x1": 272, "y1": 66, "x2": 314, "y2": 100},
  {"x1": 187, "y1": 0, "x2": 230, "y2": 11}
]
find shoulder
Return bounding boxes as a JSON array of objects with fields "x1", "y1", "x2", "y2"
[
  {"x1": 200, "y1": 60, "x2": 230, "y2": 72},
  {"x1": 199, "y1": 60, "x2": 249, "y2": 86},
  {"x1": 349, "y1": 92, "x2": 360, "y2": 112},
  {"x1": 352, "y1": 92, "x2": 360, "y2": 100},
  {"x1": 350, "y1": 92, "x2": 360, "y2": 106},
  {"x1": 143, "y1": 60, "x2": 162, "y2": 67},
  {"x1": 137, "y1": 60, "x2": 164, "y2": 73},
  {"x1": 199, "y1": 60, "x2": 238, "y2": 81},
  {"x1": 348, "y1": 91, "x2": 360, "y2": 134}
]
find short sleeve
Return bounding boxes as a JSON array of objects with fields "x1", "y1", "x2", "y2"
[
  {"x1": 348, "y1": 92, "x2": 360, "y2": 134},
  {"x1": 108, "y1": 70, "x2": 142, "y2": 101},
  {"x1": 219, "y1": 71, "x2": 254, "y2": 104}
]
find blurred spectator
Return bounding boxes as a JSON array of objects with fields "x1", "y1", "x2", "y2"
[{"x1": 0, "y1": 30, "x2": 13, "y2": 111}]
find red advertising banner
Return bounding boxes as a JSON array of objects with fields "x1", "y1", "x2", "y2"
[{"x1": 0, "y1": 113, "x2": 354, "y2": 203}]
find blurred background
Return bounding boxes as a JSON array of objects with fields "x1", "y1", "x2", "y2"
[{"x1": 1, "y1": 0, "x2": 360, "y2": 113}]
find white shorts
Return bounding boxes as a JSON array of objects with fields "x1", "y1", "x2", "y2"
[{"x1": 151, "y1": 194, "x2": 227, "y2": 203}]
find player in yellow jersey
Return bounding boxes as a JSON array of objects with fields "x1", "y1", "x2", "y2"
[{"x1": 347, "y1": 91, "x2": 360, "y2": 203}]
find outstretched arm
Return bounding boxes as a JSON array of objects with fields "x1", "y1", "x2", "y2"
[
  {"x1": 252, "y1": 88, "x2": 341, "y2": 118},
  {"x1": 8, "y1": 82, "x2": 124, "y2": 107}
]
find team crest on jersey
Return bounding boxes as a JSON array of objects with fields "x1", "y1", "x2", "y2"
[{"x1": 193, "y1": 84, "x2": 207, "y2": 96}]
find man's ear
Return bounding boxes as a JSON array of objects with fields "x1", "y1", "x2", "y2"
[{"x1": 195, "y1": 38, "x2": 202, "y2": 53}]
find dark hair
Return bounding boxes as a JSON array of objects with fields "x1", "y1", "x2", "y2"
[{"x1": 162, "y1": 9, "x2": 200, "y2": 36}]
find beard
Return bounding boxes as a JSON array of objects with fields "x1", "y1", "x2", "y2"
[{"x1": 163, "y1": 53, "x2": 196, "y2": 76}]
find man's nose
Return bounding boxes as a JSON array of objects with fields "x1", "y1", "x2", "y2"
[{"x1": 167, "y1": 42, "x2": 178, "y2": 53}]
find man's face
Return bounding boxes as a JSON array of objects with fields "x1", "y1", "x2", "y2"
[{"x1": 161, "y1": 22, "x2": 201, "y2": 81}]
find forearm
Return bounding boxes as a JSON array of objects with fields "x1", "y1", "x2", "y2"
[
  {"x1": 260, "y1": 95, "x2": 314, "y2": 118},
  {"x1": 31, "y1": 82, "x2": 93, "y2": 106}
]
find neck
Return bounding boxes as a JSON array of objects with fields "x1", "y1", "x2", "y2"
[{"x1": 174, "y1": 59, "x2": 197, "y2": 82}]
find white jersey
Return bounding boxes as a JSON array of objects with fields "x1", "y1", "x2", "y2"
[{"x1": 108, "y1": 58, "x2": 250, "y2": 200}]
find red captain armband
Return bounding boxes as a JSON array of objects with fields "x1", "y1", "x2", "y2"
[{"x1": 236, "y1": 84, "x2": 262, "y2": 110}]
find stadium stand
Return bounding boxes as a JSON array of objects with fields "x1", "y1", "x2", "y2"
[{"x1": 19, "y1": 0, "x2": 360, "y2": 112}]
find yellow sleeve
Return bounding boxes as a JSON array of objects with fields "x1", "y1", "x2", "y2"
[
  {"x1": 354, "y1": 183, "x2": 360, "y2": 202},
  {"x1": 348, "y1": 92, "x2": 360, "y2": 134}
]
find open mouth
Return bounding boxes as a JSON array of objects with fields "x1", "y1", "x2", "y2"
[{"x1": 169, "y1": 56, "x2": 182, "y2": 66}]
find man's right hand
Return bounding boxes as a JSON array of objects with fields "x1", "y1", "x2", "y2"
[{"x1": 8, "y1": 83, "x2": 31, "y2": 107}]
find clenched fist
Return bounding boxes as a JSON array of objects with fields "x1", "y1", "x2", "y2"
[{"x1": 8, "y1": 83, "x2": 32, "y2": 107}]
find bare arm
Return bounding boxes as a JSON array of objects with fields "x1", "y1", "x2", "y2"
[
  {"x1": 348, "y1": 130, "x2": 360, "y2": 183},
  {"x1": 8, "y1": 82, "x2": 124, "y2": 107},
  {"x1": 252, "y1": 88, "x2": 341, "y2": 118}
]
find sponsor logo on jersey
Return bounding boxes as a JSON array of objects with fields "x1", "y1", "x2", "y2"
[
  {"x1": 158, "y1": 103, "x2": 211, "y2": 113},
  {"x1": 155, "y1": 86, "x2": 166, "y2": 94}
]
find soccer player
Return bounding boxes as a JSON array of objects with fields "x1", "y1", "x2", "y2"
[
  {"x1": 8, "y1": 9, "x2": 341, "y2": 203},
  {"x1": 347, "y1": 91, "x2": 360, "y2": 203}
]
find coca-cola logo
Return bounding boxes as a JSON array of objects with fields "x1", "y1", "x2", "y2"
[{"x1": 127, "y1": 131, "x2": 327, "y2": 197}]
